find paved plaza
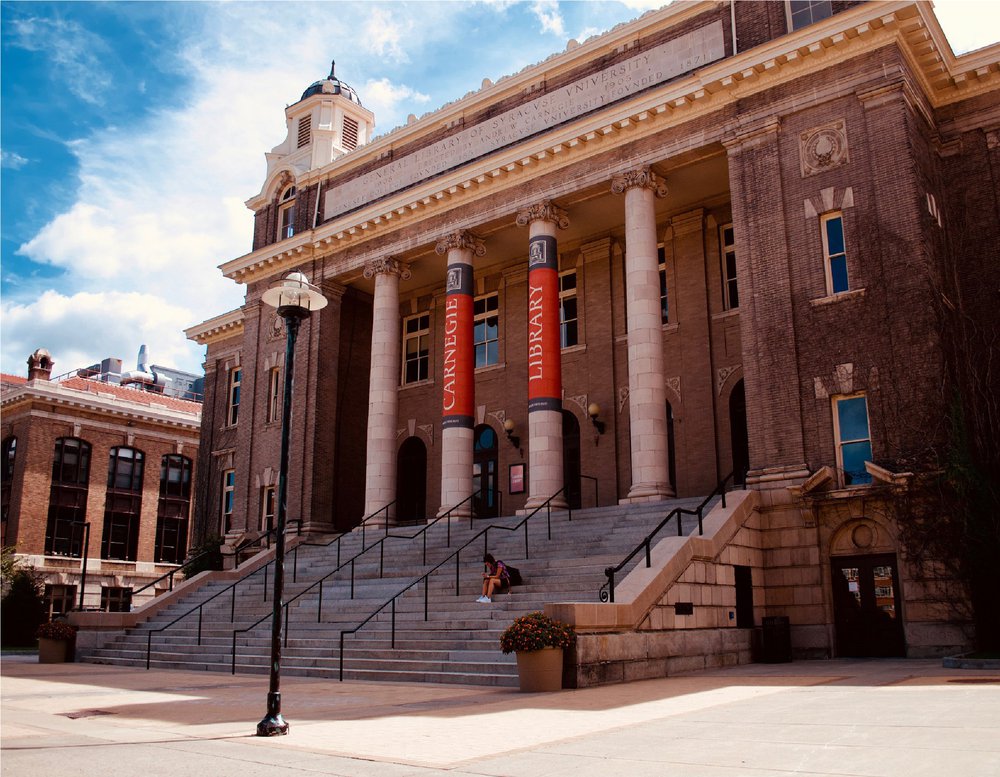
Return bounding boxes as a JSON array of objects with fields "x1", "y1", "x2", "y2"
[{"x1": 2, "y1": 656, "x2": 998, "y2": 777}]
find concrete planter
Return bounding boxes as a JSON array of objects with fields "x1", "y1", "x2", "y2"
[
  {"x1": 515, "y1": 647, "x2": 563, "y2": 692},
  {"x1": 38, "y1": 637, "x2": 69, "y2": 663}
]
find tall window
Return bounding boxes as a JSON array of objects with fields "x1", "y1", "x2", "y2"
[
  {"x1": 721, "y1": 223, "x2": 739, "y2": 310},
  {"x1": 102, "y1": 446, "x2": 144, "y2": 561},
  {"x1": 1, "y1": 436, "x2": 15, "y2": 530},
  {"x1": 658, "y1": 245, "x2": 669, "y2": 324},
  {"x1": 559, "y1": 270, "x2": 578, "y2": 348},
  {"x1": 788, "y1": 0, "x2": 832, "y2": 30},
  {"x1": 221, "y1": 469, "x2": 235, "y2": 533},
  {"x1": 155, "y1": 454, "x2": 192, "y2": 564},
  {"x1": 227, "y1": 367, "x2": 242, "y2": 426},
  {"x1": 402, "y1": 313, "x2": 430, "y2": 384},
  {"x1": 45, "y1": 437, "x2": 91, "y2": 557},
  {"x1": 266, "y1": 367, "x2": 281, "y2": 423},
  {"x1": 261, "y1": 485, "x2": 276, "y2": 533},
  {"x1": 834, "y1": 394, "x2": 873, "y2": 486},
  {"x1": 278, "y1": 184, "x2": 296, "y2": 240},
  {"x1": 822, "y1": 213, "x2": 849, "y2": 294},
  {"x1": 473, "y1": 294, "x2": 499, "y2": 368},
  {"x1": 43, "y1": 584, "x2": 77, "y2": 619}
]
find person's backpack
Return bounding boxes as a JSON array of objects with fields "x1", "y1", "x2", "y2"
[{"x1": 506, "y1": 565, "x2": 523, "y2": 586}]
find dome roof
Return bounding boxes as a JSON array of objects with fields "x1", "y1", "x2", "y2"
[{"x1": 299, "y1": 60, "x2": 362, "y2": 106}]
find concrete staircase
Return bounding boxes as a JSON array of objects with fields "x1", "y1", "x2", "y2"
[{"x1": 83, "y1": 496, "x2": 715, "y2": 685}]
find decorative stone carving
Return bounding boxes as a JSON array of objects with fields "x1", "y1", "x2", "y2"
[
  {"x1": 611, "y1": 166, "x2": 668, "y2": 197},
  {"x1": 417, "y1": 424, "x2": 434, "y2": 444},
  {"x1": 515, "y1": 200, "x2": 570, "y2": 229},
  {"x1": 266, "y1": 314, "x2": 284, "y2": 342},
  {"x1": 988, "y1": 130, "x2": 1000, "y2": 150},
  {"x1": 396, "y1": 428, "x2": 406, "y2": 439},
  {"x1": 800, "y1": 119, "x2": 849, "y2": 177},
  {"x1": 666, "y1": 376, "x2": 681, "y2": 401},
  {"x1": 617, "y1": 385, "x2": 630, "y2": 413},
  {"x1": 434, "y1": 230, "x2": 486, "y2": 257},
  {"x1": 487, "y1": 410, "x2": 506, "y2": 426},
  {"x1": 565, "y1": 395, "x2": 589, "y2": 416},
  {"x1": 804, "y1": 186, "x2": 854, "y2": 219},
  {"x1": 717, "y1": 365, "x2": 741, "y2": 396},
  {"x1": 362, "y1": 256, "x2": 412, "y2": 280}
]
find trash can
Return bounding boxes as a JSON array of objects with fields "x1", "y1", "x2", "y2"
[{"x1": 760, "y1": 615, "x2": 792, "y2": 663}]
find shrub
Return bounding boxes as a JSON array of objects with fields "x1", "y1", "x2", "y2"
[
  {"x1": 36, "y1": 620, "x2": 78, "y2": 641},
  {"x1": 181, "y1": 534, "x2": 224, "y2": 579},
  {"x1": 499, "y1": 611, "x2": 575, "y2": 654},
  {"x1": 1, "y1": 550, "x2": 45, "y2": 647}
]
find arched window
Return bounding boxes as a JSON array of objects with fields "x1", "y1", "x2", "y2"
[
  {"x1": 156, "y1": 454, "x2": 192, "y2": 564},
  {"x1": 278, "y1": 184, "x2": 297, "y2": 241},
  {"x1": 45, "y1": 437, "x2": 91, "y2": 556},
  {"x1": 102, "y1": 446, "x2": 144, "y2": 561}
]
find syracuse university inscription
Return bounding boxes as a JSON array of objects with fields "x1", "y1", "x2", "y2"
[{"x1": 324, "y1": 20, "x2": 725, "y2": 220}]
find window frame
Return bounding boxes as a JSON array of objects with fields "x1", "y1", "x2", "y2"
[
  {"x1": 277, "y1": 184, "x2": 297, "y2": 241},
  {"x1": 473, "y1": 293, "x2": 500, "y2": 369},
  {"x1": 821, "y1": 212, "x2": 850, "y2": 295},
  {"x1": 101, "y1": 586, "x2": 133, "y2": 612},
  {"x1": 45, "y1": 437, "x2": 91, "y2": 557},
  {"x1": 266, "y1": 366, "x2": 281, "y2": 423},
  {"x1": 832, "y1": 393, "x2": 874, "y2": 487},
  {"x1": 221, "y1": 469, "x2": 235, "y2": 534},
  {"x1": 657, "y1": 244, "x2": 669, "y2": 325},
  {"x1": 720, "y1": 223, "x2": 739, "y2": 310},
  {"x1": 155, "y1": 454, "x2": 192, "y2": 564},
  {"x1": 786, "y1": 0, "x2": 833, "y2": 31},
  {"x1": 227, "y1": 367, "x2": 242, "y2": 427},
  {"x1": 261, "y1": 485, "x2": 276, "y2": 533},
  {"x1": 558, "y1": 269, "x2": 579, "y2": 349},
  {"x1": 401, "y1": 312, "x2": 431, "y2": 385},
  {"x1": 102, "y1": 446, "x2": 145, "y2": 561}
]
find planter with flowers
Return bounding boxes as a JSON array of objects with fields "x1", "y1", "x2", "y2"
[
  {"x1": 500, "y1": 611, "x2": 575, "y2": 692},
  {"x1": 36, "y1": 620, "x2": 78, "y2": 664}
]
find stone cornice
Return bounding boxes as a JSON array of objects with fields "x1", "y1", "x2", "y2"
[
  {"x1": 217, "y1": 1, "x2": 999, "y2": 286},
  {"x1": 185, "y1": 308, "x2": 246, "y2": 345}
]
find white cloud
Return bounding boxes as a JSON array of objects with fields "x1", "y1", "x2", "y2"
[
  {"x1": 531, "y1": 0, "x2": 565, "y2": 36},
  {"x1": 934, "y1": 0, "x2": 1000, "y2": 55},
  {"x1": 363, "y1": 8, "x2": 409, "y2": 63},
  {"x1": 7, "y1": 17, "x2": 113, "y2": 105},
  {"x1": 364, "y1": 78, "x2": 432, "y2": 132},
  {"x1": 1, "y1": 150, "x2": 29, "y2": 169}
]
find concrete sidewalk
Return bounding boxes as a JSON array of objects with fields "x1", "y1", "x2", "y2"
[{"x1": 2, "y1": 656, "x2": 998, "y2": 777}]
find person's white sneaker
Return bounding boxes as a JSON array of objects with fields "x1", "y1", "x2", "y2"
[
  {"x1": 476, "y1": 596, "x2": 487, "y2": 603},
  {"x1": 483, "y1": 597, "x2": 491, "y2": 603}
]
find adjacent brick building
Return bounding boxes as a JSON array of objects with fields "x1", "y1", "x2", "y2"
[
  {"x1": 1, "y1": 350, "x2": 201, "y2": 615},
  {"x1": 187, "y1": 1, "x2": 999, "y2": 658}
]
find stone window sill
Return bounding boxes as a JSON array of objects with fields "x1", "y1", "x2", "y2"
[
  {"x1": 810, "y1": 288, "x2": 866, "y2": 307},
  {"x1": 661, "y1": 323, "x2": 679, "y2": 335},
  {"x1": 712, "y1": 308, "x2": 740, "y2": 321},
  {"x1": 399, "y1": 379, "x2": 434, "y2": 393},
  {"x1": 475, "y1": 363, "x2": 505, "y2": 375},
  {"x1": 561, "y1": 343, "x2": 587, "y2": 356}
]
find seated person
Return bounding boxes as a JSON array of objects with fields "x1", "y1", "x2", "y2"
[{"x1": 478, "y1": 553, "x2": 509, "y2": 603}]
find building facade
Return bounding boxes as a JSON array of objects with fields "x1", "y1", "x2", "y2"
[
  {"x1": 187, "y1": 1, "x2": 1000, "y2": 658},
  {"x1": 2, "y1": 350, "x2": 201, "y2": 616}
]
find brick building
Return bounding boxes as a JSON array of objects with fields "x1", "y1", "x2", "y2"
[
  {"x1": 186, "y1": 1, "x2": 999, "y2": 658},
  {"x1": 1, "y1": 350, "x2": 201, "y2": 615}
]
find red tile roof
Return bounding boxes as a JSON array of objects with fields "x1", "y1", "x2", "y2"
[
  {"x1": 1, "y1": 373, "x2": 27, "y2": 386},
  {"x1": 56, "y1": 376, "x2": 202, "y2": 414}
]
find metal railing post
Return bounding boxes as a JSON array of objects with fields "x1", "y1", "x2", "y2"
[
  {"x1": 318, "y1": 580, "x2": 324, "y2": 623},
  {"x1": 350, "y1": 559, "x2": 355, "y2": 599},
  {"x1": 146, "y1": 632, "x2": 152, "y2": 670},
  {"x1": 263, "y1": 563, "x2": 268, "y2": 602},
  {"x1": 77, "y1": 522, "x2": 91, "y2": 610},
  {"x1": 606, "y1": 569, "x2": 616, "y2": 603},
  {"x1": 198, "y1": 606, "x2": 203, "y2": 645},
  {"x1": 231, "y1": 631, "x2": 237, "y2": 674},
  {"x1": 455, "y1": 550, "x2": 461, "y2": 595},
  {"x1": 391, "y1": 598, "x2": 396, "y2": 649},
  {"x1": 231, "y1": 586, "x2": 236, "y2": 622},
  {"x1": 424, "y1": 578, "x2": 429, "y2": 621},
  {"x1": 645, "y1": 539, "x2": 652, "y2": 568},
  {"x1": 380, "y1": 541, "x2": 385, "y2": 578},
  {"x1": 339, "y1": 632, "x2": 345, "y2": 682}
]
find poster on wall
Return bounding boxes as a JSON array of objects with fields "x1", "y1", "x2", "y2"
[{"x1": 509, "y1": 463, "x2": 525, "y2": 495}]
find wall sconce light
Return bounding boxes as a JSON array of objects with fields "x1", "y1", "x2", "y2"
[
  {"x1": 588, "y1": 402, "x2": 606, "y2": 439},
  {"x1": 503, "y1": 418, "x2": 521, "y2": 453}
]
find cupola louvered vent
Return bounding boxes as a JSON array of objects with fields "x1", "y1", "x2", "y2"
[
  {"x1": 342, "y1": 116, "x2": 359, "y2": 151},
  {"x1": 297, "y1": 116, "x2": 312, "y2": 149}
]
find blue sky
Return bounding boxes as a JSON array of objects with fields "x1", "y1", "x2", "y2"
[{"x1": 1, "y1": 0, "x2": 997, "y2": 378}]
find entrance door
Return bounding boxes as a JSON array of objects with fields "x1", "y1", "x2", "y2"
[
  {"x1": 832, "y1": 553, "x2": 905, "y2": 657},
  {"x1": 729, "y1": 379, "x2": 749, "y2": 485},
  {"x1": 562, "y1": 411, "x2": 582, "y2": 509},
  {"x1": 473, "y1": 425, "x2": 499, "y2": 518},
  {"x1": 396, "y1": 437, "x2": 427, "y2": 523}
]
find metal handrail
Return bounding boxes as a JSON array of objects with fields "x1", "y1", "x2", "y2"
[
  {"x1": 335, "y1": 489, "x2": 569, "y2": 681},
  {"x1": 229, "y1": 494, "x2": 478, "y2": 673},
  {"x1": 141, "y1": 518, "x2": 303, "y2": 668},
  {"x1": 599, "y1": 472, "x2": 736, "y2": 604},
  {"x1": 579, "y1": 474, "x2": 599, "y2": 508}
]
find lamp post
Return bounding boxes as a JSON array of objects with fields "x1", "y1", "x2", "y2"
[{"x1": 256, "y1": 270, "x2": 328, "y2": 737}]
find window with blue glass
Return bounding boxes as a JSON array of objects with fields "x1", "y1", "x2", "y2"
[
  {"x1": 473, "y1": 294, "x2": 499, "y2": 368},
  {"x1": 822, "y1": 213, "x2": 849, "y2": 294},
  {"x1": 658, "y1": 245, "x2": 669, "y2": 324},
  {"x1": 835, "y1": 395, "x2": 873, "y2": 486}
]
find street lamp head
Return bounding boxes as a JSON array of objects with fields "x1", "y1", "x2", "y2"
[{"x1": 261, "y1": 271, "x2": 328, "y2": 317}]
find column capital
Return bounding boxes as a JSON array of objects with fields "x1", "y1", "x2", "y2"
[
  {"x1": 434, "y1": 230, "x2": 486, "y2": 257},
  {"x1": 515, "y1": 200, "x2": 569, "y2": 229},
  {"x1": 611, "y1": 166, "x2": 667, "y2": 198},
  {"x1": 362, "y1": 256, "x2": 412, "y2": 281}
]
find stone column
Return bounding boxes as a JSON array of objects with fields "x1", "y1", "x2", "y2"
[
  {"x1": 516, "y1": 201, "x2": 570, "y2": 509},
  {"x1": 436, "y1": 230, "x2": 485, "y2": 517},
  {"x1": 612, "y1": 166, "x2": 674, "y2": 501},
  {"x1": 362, "y1": 257, "x2": 410, "y2": 520}
]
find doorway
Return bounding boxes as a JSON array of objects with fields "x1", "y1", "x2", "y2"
[
  {"x1": 562, "y1": 410, "x2": 582, "y2": 509},
  {"x1": 729, "y1": 379, "x2": 749, "y2": 485},
  {"x1": 473, "y1": 425, "x2": 499, "y2": 518},
  {"x1": 831, "y1": 553, "x2": 905, "y2": 657},
  {"x1": 396, "y1": 437, "x2": 427, "y2": 523}
]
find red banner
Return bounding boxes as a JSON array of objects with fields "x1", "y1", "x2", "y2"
[
  {"x1": 442, "y1": 267, "x2": 474, "y2": 427},
  {"x1": 527, "y1": 235, "x2": 561, "y2": 412}
]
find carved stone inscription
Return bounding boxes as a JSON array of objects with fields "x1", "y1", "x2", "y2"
[{"x1": 324, "y1": 21, "x2": 725, "y2": 220}]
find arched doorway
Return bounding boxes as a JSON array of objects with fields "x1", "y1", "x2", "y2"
[
  {"x1": 396, "y1": 437, "x2": 427, "y2": 523},
  {"x1": 473, "y1": 425, "x2": 499, "y2": 518},
  {"x1": 729, "y1": 379, "x2": 749, "y2": 485},
  {"x1": 562, "y1": 410, "x2": 582, "y2": 509}
]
